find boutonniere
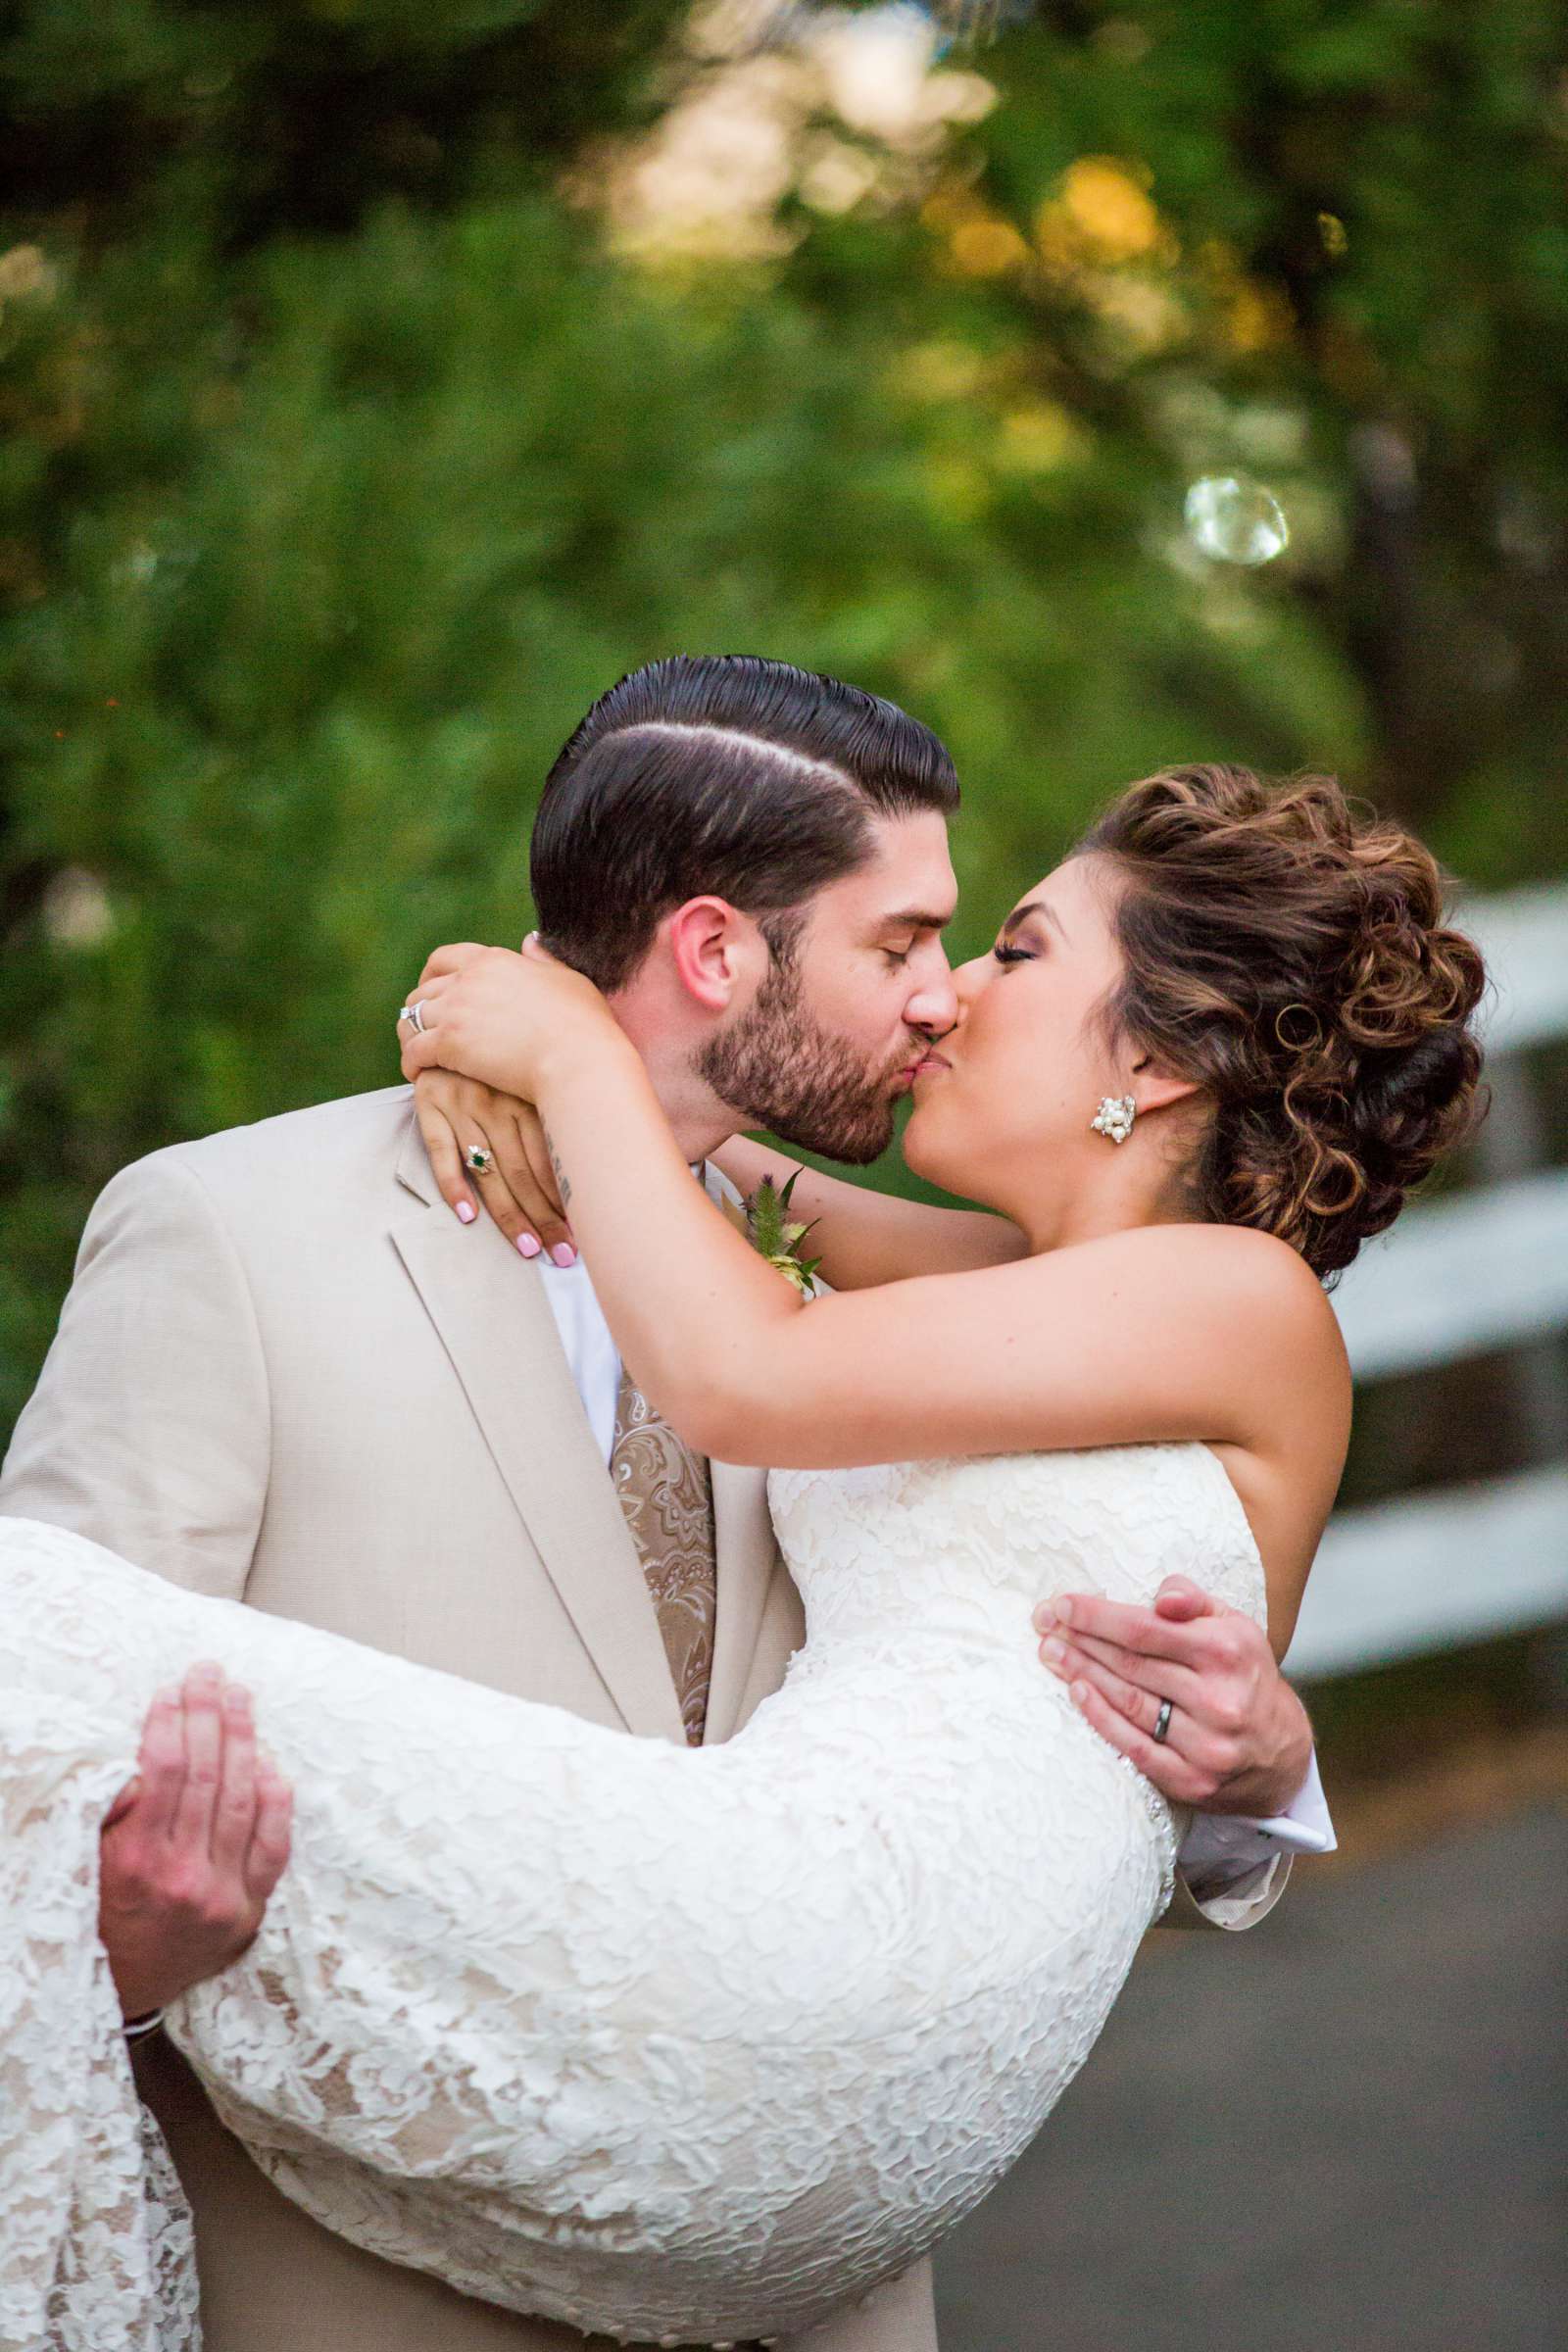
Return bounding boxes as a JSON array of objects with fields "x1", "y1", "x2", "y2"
[{"x1": 719, "y1": 1170, "x2": 823, "y2": 1298}]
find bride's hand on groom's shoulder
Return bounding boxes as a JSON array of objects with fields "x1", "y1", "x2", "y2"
[
  {"x1": 1031, "y1": 1578, "x2": 1313, "y2": 1816},
  {"x1": 99, "y1": 1665, "x2": 293, "y2": 2023},
  {"x1": 411, "y1": 1067, "x2": 577, "y2": 1265}
]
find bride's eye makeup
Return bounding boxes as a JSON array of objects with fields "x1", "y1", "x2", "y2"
[{"x1": 992, "y1": 943, "x2": 1034, "y2": 966}]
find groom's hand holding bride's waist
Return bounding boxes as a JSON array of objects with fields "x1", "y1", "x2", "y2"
[
  {"x1": 98, "y1": 1661, "x2": 294, "y2": 2024},
  {"x1": 1033, "y1": 1575, "x2": 1313, "y2": 1816}
]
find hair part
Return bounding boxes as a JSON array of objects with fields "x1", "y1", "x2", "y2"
[
  {"x1": 1078, "y1": 763, "x2": 1487, "y2": 1282},
  {"x1": 530, "y1": 656, "x2": 959, "y2": 993}
]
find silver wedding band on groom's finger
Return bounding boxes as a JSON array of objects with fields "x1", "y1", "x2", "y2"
[{"x1": 1152, "y1": 1697, "x2": 1174, "y2": 1744}]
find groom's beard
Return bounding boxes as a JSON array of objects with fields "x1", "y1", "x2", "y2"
[{"x1": 698, "y1": 956, "x2": 912, "y2": 1166}]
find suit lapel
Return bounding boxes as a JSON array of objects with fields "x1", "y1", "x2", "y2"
[{"x1": 389, "y1": 1115, "x2": 685, "y2": 1745}]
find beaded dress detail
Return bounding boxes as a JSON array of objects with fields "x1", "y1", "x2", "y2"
[{"x1": 0, "y1": 1442, "x2": 1265, "y2": 2350}]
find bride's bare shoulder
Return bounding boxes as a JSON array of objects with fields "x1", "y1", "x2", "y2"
[{"x1": 1003, "y1": 1220, "x2": 1347, "y2": 1377}]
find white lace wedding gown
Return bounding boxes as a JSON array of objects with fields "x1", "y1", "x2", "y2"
[{"x1": 2, "y1": 1443, "x2": 1266, "y2": 2351}]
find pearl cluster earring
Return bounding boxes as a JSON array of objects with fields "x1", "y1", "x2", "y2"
[{"x1": 1091, "y1": 1095, "x2": 1137, "y2": 1145}]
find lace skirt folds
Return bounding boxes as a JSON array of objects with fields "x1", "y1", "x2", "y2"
[{"x1": 1, "y1": 1516, "x2": 1172, "y2": 2352}]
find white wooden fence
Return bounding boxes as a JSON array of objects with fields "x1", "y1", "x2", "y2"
[{"x1": 1285, "y1": 880, "x2": 1568, "y2": 1680}]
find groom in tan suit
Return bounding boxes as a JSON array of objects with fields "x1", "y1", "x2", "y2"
[{"x1": 1, "y1": 658, "x2": 1319, "y2": 2352}]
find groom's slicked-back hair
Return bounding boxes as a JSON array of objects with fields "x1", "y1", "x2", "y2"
[{"x1": 530, "y1": 656, "x2": 959, "y2": 992}]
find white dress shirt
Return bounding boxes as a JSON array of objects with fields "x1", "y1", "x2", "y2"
[{"x1": 535, "y1": 1241, "x2": 1335, "y2": 1898}]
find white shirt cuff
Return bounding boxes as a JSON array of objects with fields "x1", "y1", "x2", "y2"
[{"x1": 1176, "y1": 1747, "x2": 1337, "y2": 1897}]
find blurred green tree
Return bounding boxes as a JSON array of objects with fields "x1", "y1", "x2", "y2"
[
  {"x1": 941, "y1": 0, "x2": 1568, "y2": 862},
  {"x1": 1, "y1": 1, "x2": 688, "y2": 237},
  {"x1": 0, "y1": 0, "x2": 1563, "y2": 1438}
]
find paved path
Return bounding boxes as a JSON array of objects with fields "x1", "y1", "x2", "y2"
[{"x1": 935, "y1": 1804, "x2": 1567, "y2": 2351}]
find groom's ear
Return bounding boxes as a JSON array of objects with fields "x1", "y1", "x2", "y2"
[{"x1": 662, "y1": 897, "x2": 770, "y2": 1014}]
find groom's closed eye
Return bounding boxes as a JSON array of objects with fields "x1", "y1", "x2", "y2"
[{"x1": 872, "y1": 906, "x2": 953, "y2": 962}]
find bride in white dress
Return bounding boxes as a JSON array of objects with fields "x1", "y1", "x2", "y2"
[{"x1": 2, "y1": 766, "x2": 1483, "y2": 2352}]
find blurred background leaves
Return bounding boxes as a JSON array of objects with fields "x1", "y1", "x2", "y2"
[{"x1": 2, "y1": 0, "x2": 1566, "y2": 1433}]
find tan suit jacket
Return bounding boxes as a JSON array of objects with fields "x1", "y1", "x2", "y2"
[{"x1": 0, "y1": 1086, "x2": 936, "y2": 2352}]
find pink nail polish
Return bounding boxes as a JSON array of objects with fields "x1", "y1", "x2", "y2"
[
  {"x1": 550, "y1": 1243, "x2": 577, "y2": 1268},
  {"x1": 516, "y1": 1233, "x2": 541, "y2": 1259},
  {"x1": 456, "y1": 1200, "x2": 477, "y2": 1225}
]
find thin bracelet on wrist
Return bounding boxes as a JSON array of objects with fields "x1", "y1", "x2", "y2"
[{"x1": 123, "y1": 2008, "x2": 166, "y2": 2042}]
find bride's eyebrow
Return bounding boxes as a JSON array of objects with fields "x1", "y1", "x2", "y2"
[{"x1": 1002, "y1": 901, "x2": 1065, "y2": 941}]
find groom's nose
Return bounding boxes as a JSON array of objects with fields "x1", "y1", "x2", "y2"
[{"x1": 904, "y1": 956, "x2": 958, "y2": 1036}]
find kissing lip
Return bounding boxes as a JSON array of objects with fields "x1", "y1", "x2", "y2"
[{"x1": 910, "y1": 1052, "x2": 952, "y2": 1080}]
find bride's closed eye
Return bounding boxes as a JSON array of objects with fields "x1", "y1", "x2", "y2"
[{"x1": 992, "y1": 944, "x2": 1034, "y2": 966}]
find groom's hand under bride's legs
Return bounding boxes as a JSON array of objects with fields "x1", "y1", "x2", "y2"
[
  {"x1": 1031, "y1": 1577, "x2": 1314, "y2": 1816},
  {"x1": 99, "y1": 1663, "x2": 294, "y2": 2022}
]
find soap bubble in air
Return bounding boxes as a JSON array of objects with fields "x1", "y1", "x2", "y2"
[{"x1": 1183, "y1": 475, "x2": 1290, "y2": 566}]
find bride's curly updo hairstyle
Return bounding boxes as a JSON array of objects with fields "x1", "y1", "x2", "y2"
[{"x1": 1079, "y1": 765, "x2": 1487, "y2": 1283}]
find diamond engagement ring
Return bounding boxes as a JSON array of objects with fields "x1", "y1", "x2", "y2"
[
  {"x1": 465, "y1": 1144, "x2": 495, "y2": 1177},
  {"x1": 398, "y1": 1001, "x2": 427, "y2": 1035},
  {"x1": 1152, "y1": 1698, "x2": 1173, "y2": 1744}
]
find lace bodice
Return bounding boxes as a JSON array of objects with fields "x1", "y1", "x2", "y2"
[
  {"x1": 773, "y1": 1442, "x2": 1264, "y2": 1651},
  {"x1": 1, "y1": 1443, "x2": 1265, "y2": 2350}
]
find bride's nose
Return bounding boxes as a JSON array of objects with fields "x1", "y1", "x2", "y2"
[{"x1": 951, "y1": 954, "x2": 991, "y2": 1010}]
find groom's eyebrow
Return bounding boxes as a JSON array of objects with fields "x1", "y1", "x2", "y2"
[{"x1": 879, "y1": 906, "x2": 955, "y2": 933}]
